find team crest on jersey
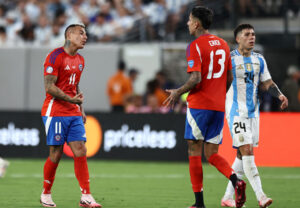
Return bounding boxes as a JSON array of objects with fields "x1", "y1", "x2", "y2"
[
  {"x1": 246, "y1": 64, "x2": 252, "y2": 72},
  {"x1": 188, "y1": 60, "x2": 194, "y2": 68},
  {"x1": 79, "y1": 64, "x2": 83, "y2": 71},
  {"x1": 46, "y1": 66, "x2": 53, "y2": 74},
  {"x1": 55, "y1": 134, "x2": 61, "y2": 141}
]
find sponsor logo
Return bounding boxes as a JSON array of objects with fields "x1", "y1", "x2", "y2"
[
  {"x1": 79, "y1": 64, "x2": 83, "y2": 71},
  {"x1": 72, "y1": 66, "x2": 76, "y2": 69},
  {"x1": 65, "y1": 65, "x2": 70, "y2": 70},
  {"x1": 46, "y1": 66, "x2": 53, "y2": 73},
  {"x1": 0, "y1": 123, "x2": 40, "y2": 146},
  {"x1": 104, "y1": 124, "x2": 177, "y2": 152},
  {"x1": 188, "y1": 60, "x2": 194, "y2": 68},
  {"x1": 55, "y1": 134, "x2": 61, "y2": 141}
]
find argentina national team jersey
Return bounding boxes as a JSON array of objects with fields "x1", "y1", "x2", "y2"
[{"x1": 226, "y1": 49, "x2": 271, "y2": 118}]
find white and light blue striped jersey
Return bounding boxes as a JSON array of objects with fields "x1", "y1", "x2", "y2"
[{"x1": 226, "y1": 49, "x2": 271, "y2": 118}]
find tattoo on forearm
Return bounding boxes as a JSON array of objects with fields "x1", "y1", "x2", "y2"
[
  {"x1": 268, "y1": 83, "x2": 282, "y2": 98},
  {"x1": 178, "y1": 72, "x2": 201, "y2": 95},
  {"x1": 45, "y1": 75, "x2": 71, "y2": 102}
]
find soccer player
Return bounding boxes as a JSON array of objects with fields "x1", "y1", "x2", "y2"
[
  {"x1": 164, "y1": 6, "x2": 246, "y2": 208},
  {"x1": 40, "y1": 24, "x2": 102, "y2": 208},
  {"x1": 220, "y1": 24, "x2": 288, "y2": 208}
]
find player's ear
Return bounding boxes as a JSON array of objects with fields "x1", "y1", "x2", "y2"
[
  {"x1": 235, "y1": 35, "x2": 240, "y2": 44},
  {"x1": 196, "y1": 20, "x2": 201, "y2": 30}
]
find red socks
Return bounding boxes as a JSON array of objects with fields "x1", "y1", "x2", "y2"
[
  {"x1": 74, "y1": 156, "x2": 91, "y2": 194},
  {"x1": 189, "y1": 156, "x2": 203, "y2": 192},
  {"x1": 43, "y1": 157, "x2": 58, "y2": 194},
  {"x1": 208, "y1": 153, "x2": 234, "y2": 179}
]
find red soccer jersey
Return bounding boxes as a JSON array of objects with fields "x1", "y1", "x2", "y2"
[
  {"x1": 186, "y1": 34, "x2": 232, "y2": 112},
  {"x1": 41, "y1": 47, "x2": 85, "y2": 117}
]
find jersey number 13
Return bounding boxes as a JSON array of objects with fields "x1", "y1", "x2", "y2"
[{"x1": 207, "y1": 49, "x2": 226, "y2": 79}]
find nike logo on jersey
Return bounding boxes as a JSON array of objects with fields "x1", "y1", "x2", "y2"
[{"x1": 65, "y1": 65, "x2": 70, "y2": 70}]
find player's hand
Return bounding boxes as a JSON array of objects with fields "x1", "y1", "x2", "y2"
[
  {"x1": 70, "y1": 92, "x2": 84, "y2": 104},
  {"x1": 279, "y1": 94, "x2": 288, "y2": 110},
  {"x1": 163, "y1": 89, "x2": 180, "y2": 109}
]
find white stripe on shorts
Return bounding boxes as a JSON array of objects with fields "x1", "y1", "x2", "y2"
[
  {"x1": 187, "y1": 108, "x2": 204, "y2": 140},
  {"x1": 45, "y1": 98, "x2": 54, "y2": 117},
  {"x1": 45, "y1": 117, "x2": 52, "y2": 136}
]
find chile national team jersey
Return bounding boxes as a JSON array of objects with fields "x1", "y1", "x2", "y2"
[
  {"x1": 186, "y1": 34, "x2": 232, "y2": 112},
  {"x1": 41, "y1": 47, "x2": 85, "y2": 117}
]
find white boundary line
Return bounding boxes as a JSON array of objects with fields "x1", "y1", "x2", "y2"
[{"x1": 8, "y1": 173, "x2": 300, "y2": 179}]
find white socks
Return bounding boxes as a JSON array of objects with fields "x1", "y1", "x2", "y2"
[
  {"x1": 223, "y1": 157, "x2": 244, "y2": 199},
  {"x1": 242, "y1": 155, "x2": 265, "y2": 201},
  {"x1": 223, "y1": 156, "x2": 265, "y2": 201}
]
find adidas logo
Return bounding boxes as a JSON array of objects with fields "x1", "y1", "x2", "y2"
[
  {"x1": 237, "y1": 65, "x2": 244, "y2": 70},
  {"x1": 65, "y1": 65, "x2": 70, "y2": 70}
]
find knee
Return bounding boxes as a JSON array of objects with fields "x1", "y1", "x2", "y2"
[
  {"x1": 187, "y1": 142, "x2": 202, "y2": 156},
  {"x1": 73, "y1": 143, "x2": 87, "y2": 157},
  {"x1": 50, "y1": 151, "x2": 62, "y2": 163},
  {"x1": 239, "y1": 145, "x2": 253, "y2": 156}
]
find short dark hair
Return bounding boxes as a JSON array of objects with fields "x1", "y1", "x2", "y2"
[
  {"x1": 64, "y1": 23, "x2": 85, "y2": 39},
  {"x1": 191, "y1": 6, "x2": 213, "y2": 30},
  {"x1": 234, "y1": 24, "x2": 254, "y2": 39},
  {"x1": 118, "y1": 60, "x2": 126, "y2": 71}
]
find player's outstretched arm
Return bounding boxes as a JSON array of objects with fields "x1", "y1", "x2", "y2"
[
  {"x1": 164, "y1": 71, "x2": 201, "y2": 109},
  {"x1": 261, "y1": 79, "x2": 288, "y2": 110},
  {"x1": 44, "y1": 75, "x2": 83, "y2": 105}
]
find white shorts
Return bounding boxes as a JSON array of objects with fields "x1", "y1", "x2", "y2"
[{"x1": 227, "y1": 116, "x2": 259, "y2": 148}]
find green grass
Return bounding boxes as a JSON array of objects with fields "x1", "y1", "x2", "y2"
[{"x1": 0, "y1": 159, "x2": 299, "y2": 208}]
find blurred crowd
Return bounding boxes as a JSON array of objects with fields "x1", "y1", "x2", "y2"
[
  {"x1": 0, "y1": 0, "x2": 299, "y2": 47},
  {"x1": 106, "y1": 60, "x2": 188, "y2": 114},
  {"x1": 0, "y1": 0, "x2": 193, "y2": 46}
]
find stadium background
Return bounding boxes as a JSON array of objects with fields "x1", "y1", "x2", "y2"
[{"x1": 0, "y1": 0, "x2": 299, "y2": 207}]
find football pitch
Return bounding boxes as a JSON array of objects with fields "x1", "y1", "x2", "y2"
[{"x1": 0, "y1": 159, "x2": 299, "y2": 208}]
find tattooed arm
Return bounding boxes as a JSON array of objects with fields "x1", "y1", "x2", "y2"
[
  {"x1": 44, "y1": 75, "x2": 83, "y2": 104},
  {"x1": 163, "y1": 71, "x2": 201, "y2": 109},
  {"x1": 261, "y1": 79, "x2": 288, "y2": 110}
]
